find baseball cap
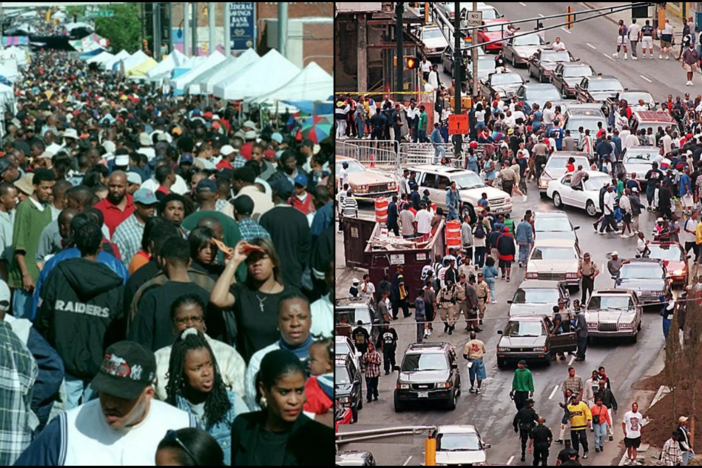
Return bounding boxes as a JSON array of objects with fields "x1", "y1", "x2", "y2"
[
  {"x1": 244, "y1": 130, "x2": 257, "y2": 140},
  {"x1": 0, "y1": 279, "x2": 9, "y2": 311},
  {"x1": 179, "y1": 154, "x2": 194, "y2": 165},
  {"x1": 271, "y1": 132, "x2": 283, "y2": 144},
  {"x1": 126, "y1": 172, "x2": 142, "y2": 186},
  {"x1": 133, "y1": 188, "x2": 158, "y2": 205},
  {"x1": 243, "y1": 120, "x2": 257, "y2": 130},
  {"x1": 220, "y1": 145, "x2": 236, "y2": 156},
  {"x1": 196, "y1": 179, "x2": 217, "y2": 194},
  {"x1": 232, "y1": 194, "x2": 254, "y2": 215},
  {"x1": 611, "y1": 251, "x2": 618, "y2": 256},
  {"x1": 90, "y1": 341, "x2": 157, "y2": 400},
  {"x1": 270, "y1": 178, "x2": 294, "y2": 198},
  {"x1": 294, "y1": 173, "x2": 308, "y2": 187},
  {"x1": 114, "y1": 155, "x2": 129, "y2": 167},
  {"x1": 0, "y1": 158, "x2": 11, "y2": 175},
  {"x1": 679, "y1": 416, "x2": 689, "y2": 423}
]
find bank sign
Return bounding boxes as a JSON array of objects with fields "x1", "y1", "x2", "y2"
[{"x1": 230, "y1": 3, "x2": 256, "y2": 51}]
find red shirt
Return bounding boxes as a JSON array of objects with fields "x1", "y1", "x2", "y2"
[
  {"x1": 216, "y1": 159, "x2": 233, "y2": 170},
  {"x1": 288, "y1": 193, "x2": 315, "y2": 215},
  {"x1": 240, "y1": 142, "x2": 253, "y2": 160},
  {"x1": 303, "y1": 377, "x2": 333, "y2": 415},
  {"x1": 95, "y1": 194, "x2": 135, "y2": 237}
]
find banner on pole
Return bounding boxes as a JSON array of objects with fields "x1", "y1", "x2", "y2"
[{"x1": 229, "y1": 2, "x2": 256, "y2": 51}]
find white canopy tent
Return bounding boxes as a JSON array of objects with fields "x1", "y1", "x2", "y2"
[
  {"x1": 115, "y1": 50, "x2": 149, "y2": 73},
  {"x1": 101, "y1": 50, "x2": 129, "y2": 70},
  {"x1": 170, "y1": 51, "x2": 225, "y2": 96},
  {"x1": 193, "y1": 48, "x2": 260, "y2": 95},
  {"x1": 0, "y1": 61, "x2": 19, "y2": 82},
  {"x1": 146, "y1": 49, "x2": 188, "y2": 81},
  {"x1": 87, "y1": 50, "x2": 114, "y2": 65},
  {"x1": 250, "y1": 62, "x2": 332, "y2": 104},
  {"x1": 212, "y1": 49, "x2": 300, "y2": 101},
  {"x1": 188, "y1": 56, "x2": 236, "y2": 95}
]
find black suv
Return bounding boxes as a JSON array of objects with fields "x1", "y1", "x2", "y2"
[
  {"x1": 394, "y1": 342, "x2": 461, "y2": 412},
  {"x1": 335, "y1": 354, "x2": 363, "y2": 422}
]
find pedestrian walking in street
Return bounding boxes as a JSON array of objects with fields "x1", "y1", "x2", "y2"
[
  {"x1": 473, "y1": 215, "x2": 489, "y2": 268},
  {"x1": 513, "y1": 398, "x2": 539, "y2": 462},
  {"x1": 563, "y1": 367, "x2": 584, "y2": 402},
  {"x1": 378, "y1": 323, "x2": 398, "y2": 376},
  {"x1": 510, "y1": 360, "x2": 534, "y2": 411},
  {"x1": 529, "y1": 417, "x2": 553, "y2": 467},
  {"x1": 627, "y1": 19, "x2": 641, "y2": 59},
  {"x1": 622, "y1": 402, "x2": 644, "y2": 466},
  {"x1": 567, "y1": 392, "x2": 592, "y2": 459},
  {"x1": 578, "y1": 253, "x2": 599, "y2": 304},
  {"x1": 437, "y1": 279, "x2": 459, "y2": 335},
  {"x1": 496, "y1": 227, "x2": 516, "y2": 282},
  {"x1": 596, "y1": 379, "x2": 618, "y2": 440},
  {"x1": 515, "y1": 214, "x2": 534, "y2": 268},
  {"x1": 641, "y1": 19, "x2": 654, "y2": 58},
  {"x1": 556, "y1": 439, "x2": 578, "y2": 466},
  {"x1": 414, "y1": 287, "x2": 426, "y2": 343},
  {"x1": 682, "y1": 41, "x2": 699, "y2": 86},
  {"x1": 423, "y1": 279, "x2": 437, "y2": 337},
  {"x1": 661, "y1": 431, "x2": 684, "y2": 466},
  {"x1": 482, "y1": 257, "x2": 499, "y2": 303},
  {"x1": 462, "y1": 331, "x2": 487, "y2": 394},
  {"x1": 677, "y1": 416, "x2": 694, "y2": 466},
  {"x1": 363, "y1": 342, "x2": 381, "y2": 402},
  {"x1": 475, "y1": 272, "x2": 490, "y2": 326},
  {"x1": 392, "y1": 265, "x2": 410, "y2": 319},
  {"x1": 574, "y1": 307, "x2": 588, "y2": 361},
  {"x1": 660, "y1": 19, "x2": 674, "y2": 59},
  {"x1": 464, "y1": 274, "x2": 481, "y2": 332},
  {"x1": 431, "y1": 123, "x2": 446, "y2": 164},
  {"x1": 583, "y1": 370, "x2": 601, "y2": 409},
  {"x1": 590, "y1": 397, "x2": 612, "y2": 452},
  {"x1": 614, "y1": 19, "x2": 629, "y2": 59},
  {"x1": 662, "y1": 292, "x2": 675, "y2": 342}
]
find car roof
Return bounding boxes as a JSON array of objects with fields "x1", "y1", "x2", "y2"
[
  {"x1": 649, "y1": 242, "x2": 682, "y2": 248},
  {"x1": 625, "y1": 146, "x2": 658, "y2": 151},
  {"x1": 509, "y1": 315, "x2": 547, "y2": 322},
  {"x1": 437, "y1": 425, "x2": 478, "y2": 434},
  {"x1": 633, "y1": 111, "x2": 676, "y2": 122},
  {"x1": 587, "y1": 75, "x2": 620, "y2": 81},
  {"x1": 522, "y1": 83, "x2": 559, "y2": 88},
  {"x1": 561, "y1": 62, "x2": 592, "y2": 67},
  {"x1": 408, "y1": 342, "x2": 449, "y2": 351},
  {"x1": 591, "y1": 289, "x2": 636, "y2": 295},
  {"x1": 624, "y1": 258, "x2": 664, "y2": 264},
  {"x1": 534, "y1": 211, "x2": 569, "y2": 217},
  {"x1": 567, "y1": 108, "x2": 606, "y2": 118},
  {"x1": 336, "y1": 297, "x2": 373, "y2": 307},
  {"x1": 534, "y1": 238, "x2": 577, "y2": 247},
  {"x1": 517, "y1": 280, "x2": 564, "y2": 289},
  {"x1": 336, "y1": 336, "x2": 353, "y2": 344},
  {"x1": 548, "y1": 152, "x2": 590, "y2": 159},
  {"x1": 412, "y1": 165, "x2": 472, "y2": 175},
  {"x1": 337, "y1": 451, "x2": 372, "y2": 461}
]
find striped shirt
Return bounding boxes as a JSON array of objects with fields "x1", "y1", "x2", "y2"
[
  {"x1": 112, "y1": 214, "x2": 145, "y2": 268},
  {"x1": 364, "y1": 350, "x2": 382, "y2": 378},
  {"x1": 342, "y1": 196, "x2": 359, "y2": 218}
]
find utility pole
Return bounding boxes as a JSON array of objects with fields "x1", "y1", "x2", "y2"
[
  {"x1": 208, "y1": 2, "x2": 215, "y2": 55},
  {"x1": 396, "y1": 2, "x2": 404, "y2": 101},
  {"x1": 153, "y1": 3, "x2": 161, "y2": 60},
  {"x1": 453, "y1": 1, "x2": 462, "y2": 156},
  {"x1": 168, "y1": 2, "x2": 174, "y2": 53},
  {"x1": 224, "y1": 2, "x2": 231, "y2": 56},
  {"x1": 184, "y1": 2, "x2": 191, "y2": 56},
  {"x1": 278, "y1": 2, "x2": 288, "y2": 58},
  {"x1": 471, "y1": 1, "x2": 479, "y2": 98},
  {"x1": 192, "y1": 2, "x2": 198, "y2": 55}
]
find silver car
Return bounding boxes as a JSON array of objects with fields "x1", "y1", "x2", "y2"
[
  {"x1": 502, "y1": 33, "x2": 548, "y2": 67},
  {"x1": 508, "y1": 280, "x2": 570, "y2": 317},
  {"x1": 584, "y1": 289, "x2": 642, "y2": 343},
  {"x1": 620, "y1": 147, "x2": 657, "y2": 181}
]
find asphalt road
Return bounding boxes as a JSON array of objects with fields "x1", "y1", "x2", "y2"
[{"x1": 336, "y1": 3, "x2": 676, "y2": 466}]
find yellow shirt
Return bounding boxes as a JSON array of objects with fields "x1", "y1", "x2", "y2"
[
  {"x1": 696, "y1": 221, "x2": 702, "y2": 244},
  {"x1": 567, "y1": 401, "x2": 592, "y2": 431}
]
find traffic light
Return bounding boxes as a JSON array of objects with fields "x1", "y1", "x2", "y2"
[
  {"x1": 142, "y1": 39, "x2": 148, "y2": 51},
  {"x1": 406, "y1": 57, "x2": 417, "y2": 70}
]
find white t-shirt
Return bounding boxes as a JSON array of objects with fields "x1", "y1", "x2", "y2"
[
  {"x1": 475, "y1": 110, "x2": 486, "y2": 123},
  {"x1": 416, "y1": 209, "x2": 433, "y2": 234},
  {"x1": 552, "y1": 41, "x2": 566, "y2": 51},
  {"x1": 681, "y1": 218, "x2": 697, "y2": 245},
  {"x1": 623, "y1": 410, "x2": 643, "y2": 439},
  {"x1": 338, "y1": 167, "x2": 349, "y2": 188},
  {"x1": 543, "y1": 108, "x2": 555, "y2": 125},
  {"x1": 628, "y1": 23, "x2": 641, "y2": 40},
  {"x1": 361, "y1": 281, "x2": 376, "y2": 299},
  {"x1": 420, "y1": 60, "x2": 432, "y2": 73}
]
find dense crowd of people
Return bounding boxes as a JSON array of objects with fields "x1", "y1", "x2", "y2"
[{"x1": 0, "y1": 49, "x2": 334, "y2": 466}]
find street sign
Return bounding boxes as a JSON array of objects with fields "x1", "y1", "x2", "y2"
[
  {"x1": 86, "y1": 10, "x2": 114, "y2": 18},
  {"x1": 448, "y1": 114, "x2": 469, "y2": 135},
  {"x1": 466, "y1": 11, "x2": 483, "y2": 27},
  {"x1": 230, "y1": 2, "x2": 256, "y2": 51}
]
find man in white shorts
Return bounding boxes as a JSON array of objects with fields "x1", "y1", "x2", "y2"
[
  {"x1": 614, "y1": 19, "x2": 629, "y2": 59},
  {"x1": 641, "y1": 20, "x2": 654, "y2": 59}
]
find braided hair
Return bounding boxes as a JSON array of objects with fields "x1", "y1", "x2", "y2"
[{"x1": 165, "y1": 329, "x2": 231, "y2": 427}]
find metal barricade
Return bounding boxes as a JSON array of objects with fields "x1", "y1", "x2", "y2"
[
  {"x1": 399, "y1": 142, "x2": 464, "y2": 168},
  {"x1": 338, "y1": 139, "x2": 399, "y2": 172}
]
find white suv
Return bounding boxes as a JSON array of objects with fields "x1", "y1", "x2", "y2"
[{"x1": 411, "y1": 165, "x2": 512, "y2": 221}]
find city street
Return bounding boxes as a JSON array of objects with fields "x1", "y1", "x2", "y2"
[{"x1": 336, "y1": 2, "x2": 680, "y2": 465}]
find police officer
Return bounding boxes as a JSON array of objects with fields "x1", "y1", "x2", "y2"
[
  {"x1": 455, "y1": 274, "x2": 469, "y2": 330},
  {"x1": 513, "y1": 398, "x2": 539, "y2": 462},
  {"x1": 437, "y1": 278, "x2": 459, "y2": 335},
  {"x1": 530, "y1": 417, "x2": 553, "y2": 467}
]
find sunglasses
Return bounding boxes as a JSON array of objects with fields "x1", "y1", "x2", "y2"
[{"x1": 165, "y1": 430, "x2": 198, "y2": 466}]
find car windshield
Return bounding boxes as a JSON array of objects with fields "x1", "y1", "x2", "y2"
[
  {"x1": 337, "y1": 307, "x2": 372, "y2": 326},
  {"x1": 337, "y1": 160, "x2": 366, "y2": 174},
  {"x1": 587, "y1": 295, "x2": 634, "y2": 310},
  {"x1": 566, "y1": 118, "x2": 604, "y2": 133},
  {"x1": 624, "y1": 150, "x2": 657, "y2": 163},
  {"x1": 648, "y1": 244, "x2": 683, "y2": 261},
  {"x1": 437, "y1": 433, "x2": 483, "y2": 451},
  {"x1": 336, "y1": 340, "x2": 350, "y2": 356},
  {"x1": 588, "y1": 79, "x2": 624, "y2": 92},
  {"x1": 504, "y1": 320, "x2": 545, "y2": 337},
  {"x1": 479, "y1": 7, "x2": 499, "y2": 20},
  {"x1": 620, "y1": 264, "x2": 664, "y2": 279},
  {"x1": 526, "y1": 87, "x2": 561, "y2": 102},
  {"x1": 545, "y1": 157, "x2": 572, "y2": 169},
  {"x1": 513, "y1": 33, "x2": 541, "y2": 46},
  {"x1": 513, "y1": 288, "x2": 561, "y2": 304},
  {"x1": 530, "y1": 247, "x2": 576, "y2": 260},
  {"x1": 453, "y1": 172, "x2": 485, "y2": 189},
  {"x1": 401, "y1": 353, "x2": 448, "y2": 372},
  {"x1": 563, "y1": 66, "x2": 593, "y2": 78},
  {"x1": 621, "y1": 92, "x2": 653, "y2": 104},
  {"x1": 541, "y1": 51, "x2": 571, "y2": 63},
  {"x1": 485, "y1": 23, "x2": 507, "y2": 32},
  {"x1": 584, "y1": 176, "x2": 611, "y2": 191},
  {"x1": 423, "y1": 28, "x2": 444, "y2": 40},
  {"x1": 335, "y1": 365, "x2": 352, "y2": 385},
  {"x1": 535, "y1": 217, "x2": 571, "y2": 232},
  {"x1": 491, "y1": 73, "x2": 522, "y2": 85}
]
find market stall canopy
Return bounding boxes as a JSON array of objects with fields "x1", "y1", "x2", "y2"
[
  {"x1": 87, "y1": 50, "x2": 114, "y2": 65},
  {"x1": 171, "y1": 51, "x2": 225, "y2": 96},
  {"x1": 0, "y1": 46, "x2": 29, "y2": 68},
  {"x1": 126, "y1": 57, "x2": 157, "y2": 77},
  {"x1": 194, "y1": 48, "x2": 260, "y2": 96},
  {"x1": 114, "y1": 50, "x2": 148, "y2": 72},
  {"x1": 188, "y1": 55, "x2": 236, "y2": 95},
  {"x1": 0, "y1": 61, "x2": 20, "y2": 82},
  {"x1": 0, "y1": 83, "x2": 14, "y2": 106},
  {"x1": 250, "y1": 61, "x2": 332, "y2": 104},
  {"x1": 79, "y1": 44, "x2": 106, "y2": 61},
  {"x1": 101, "y1": 49, "x2": 129, "y2": 70},
  {"x1": 146, "y1": 49, "x2": 188, "y2": 80},
  {"x1": 212, "y1": 49, "x2": 300, "y2": 101}
]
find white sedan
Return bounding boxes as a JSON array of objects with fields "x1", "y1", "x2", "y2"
[
  {"x1": 547, "y1": 171, "x2": 611, "y2": 217},
  {"x1": 620, "y1": 146, "x2": 657, "y2": 181},
  {"x1": 538, "y1": 152, "x2": 591, "y2": 196}
]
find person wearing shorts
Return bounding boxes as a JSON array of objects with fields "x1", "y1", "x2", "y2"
[
  {"x1": 660, "y1": 19, "x2": 674, "y2": 59},
  {"x1": 623, "y1": 403, "x2": 643, "y2": 466},
  {"x1": 462, "y1": 332, "x2": 487, "y2": 394},
  {"x1": 614, "y1": 19, "x2": 629, "y2": 59},
  {"x1": 641, "y1": 19, "x2": 654, "y2": 59}
]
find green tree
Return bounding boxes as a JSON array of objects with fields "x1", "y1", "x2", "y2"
[{"x1": 94, "y1": 3, "x2": 142, "y2": 53}]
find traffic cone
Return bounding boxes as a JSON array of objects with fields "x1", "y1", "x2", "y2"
[{"x1": 370, "y1": 153, "x2": 375, "y2": 168}]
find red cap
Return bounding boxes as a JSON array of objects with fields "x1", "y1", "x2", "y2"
[{"x1": 469, "y1": 141, "x2": 478, "y2": 149}]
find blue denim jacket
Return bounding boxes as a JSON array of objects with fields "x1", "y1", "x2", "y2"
[{"x1": 176, "y1": 390, "x2": 250, "y2": 466}]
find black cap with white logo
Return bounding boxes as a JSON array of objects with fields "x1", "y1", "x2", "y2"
[{"x1": 91, "y1": 341, "x2": 156, "y2": 400}]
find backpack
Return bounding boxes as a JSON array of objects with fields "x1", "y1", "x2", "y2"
[{"x1": 474, "y1": 222, "x2": 486, "y2": 239}]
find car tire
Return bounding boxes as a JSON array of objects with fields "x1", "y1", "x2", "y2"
[
  {"x1": 445, "y1": 388, "x2": 457, "y2": 411},
  {"x1": 586, "y1": 200, "x2": 598, "y2": 217},
  {"x1": 540, "y1": 191, "x2": 547, "y2": 199},
  {"x1": 631, "y1": 333, "x2": 638, "y2": 344},
  {"x1": 544, "y1": 356, "x2": 551, "y2": 367},
  {"x1": 553, "y1": 192, "x2": 563, "y2": 208},
  {"x1": 511, "y1": 52, "x2": 517, "y2": 67},
  {"x1": 352, "y1": 405, "x2": 359, "y2": 423},
  {"x1": 357, "y1": 396, "x2": 363, "y2": 411},
  {"x1": 394, "y1": 393, "x2": 405, "y2": 413},
  {"x1": 587, "y1": 336, "x2": 593, "y2": 345},
  {"x1": 529, "y1": 66, "x2": 534, "y2": 78},
  {"x1": 538, "y1": 71, "x2": 543, "y2": 83},
  {"x1": 497, "y1": 358, "x2": 506, "y2": 369},
  {"x1": 461, "y1": 204, "x2": 476, "y2": 224}
]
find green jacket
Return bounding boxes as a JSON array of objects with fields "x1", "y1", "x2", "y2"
[
  {"x1": 9, "y1": 198, "x2": 52, "y2": 288},
  {"x1": 512, "y1": 368, "x2": 535, "y2": 393}
]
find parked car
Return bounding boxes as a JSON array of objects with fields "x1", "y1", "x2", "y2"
[
  {"x1": 437, "y1": 2, "x2": 502, "y2": 21},
  {"x1": 647, "y1": 242, "x2": 688, "y2": 287},
  {"x1": 547, "y1": 171, "x2": 611, "y2": 217},
  {"x1": 476, "y1": 18, "x2": 512, "y2": 51},
  {"x1": 514, "y1": 83, "x2": 563, "y2": 111},
  {"x1": 502, "y1": 33, "x2": 548, "y2": 67},
  {"x1": 336, "y1": 451, "x2": 377, "y2": 467},
  {"x1": 335, "y1": 399, "x2": 353, "y2": 431},
  {"x1": 613, "y1": 258, "x2": 670, "y2": 305},
  {"x1": 533, "y1": 211, "x2": 580, "y2": 245},
  {"x1": 432, "y1": 425, "x2": 491, "y2": 466},
  {"x1": 525, "y1": 238, "x2": 582, "y2": 288},
  {"x1": 335, "y1": 354, "x2": 363, "y2": 422},
  {"x1": 335, "y1": 156, "x2": 398, "y2": 199},
  {"x1": 508, "y1": 280, "x2": 570, "y2": 317},
  {"x1": 420, "y1": 25, "x2": 449, "y2": 61},
  {"x1": 467, "y1": 56, "x2": 498, "y2": 82},
  {"x1": 336, "y1": 297, "x2": 377, "y2": 344},
  {"x1": 480, "y1": 71, "x2": 524, "y2": 101},
  {"x1": 394, "y1": 342, "x2": 461, "y2": 412},
  {"x1": 528, "y1": 48, "x2": 577, "y2": 83},
  {"x1": 564, "y1": 106, "x2": 607, "y2": 146},
  {"x1": 604, "y1": 90, "x2": 656, "y2": 116},
  {"x1": 584, "y1": 289, "x2": 642, "y2": 343},
  {"x1": 551, "y1": 62, "x2": 597, "y2": 98},
  {"x1": 538, "y1": 152, "x2": 591, "y2": 197},
  {"x1": 336, "y1": 335, "x2": 362, "y2": 374},
  {"x1": 620, "y1": 146, "x2": 657, "y2": 181},
  {"x1": 412, "y1": 165, "x2": 512, "y2": 222},
  {"x1": 496, "y1": 315, "x2": 577, "y2": 368},
  {"x1": 441, "y1": 44, "x2": 485, "y2": 76},
  {"x1": 576, "y1": 75, "x2": 625, "y2": 103}
]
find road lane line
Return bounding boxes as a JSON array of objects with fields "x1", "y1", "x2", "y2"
[
  {"x1": 519, "y1": 2, "x2": 526, "y2": 5},
  {"x1": 549, "y1": 384, "x2": 560, "y2": 400},
  {"x1": 603, "y1": 53, "x2": 615, "y2": 61},
  {"x1": 640, "y1": 75, "x2": 652, "y2": 83},
  {"x1": 561, "y1": 27, "x2": 572, "y2": 34},
  {"x1": 507, "y1": 455, "x2": 515, "y2": 465},
  {"x1": 569, "y1": 354, "x2": 576, "y2": 366},
  {"x1": 538, "y1": 14, "x2": 545, "y2": 17},
  {"x1": 403, "y1": 456, "x2": 413, "y2": 466},
  {"x1": 587, "y1": 43, "x2": 597, "y2": 49}
]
